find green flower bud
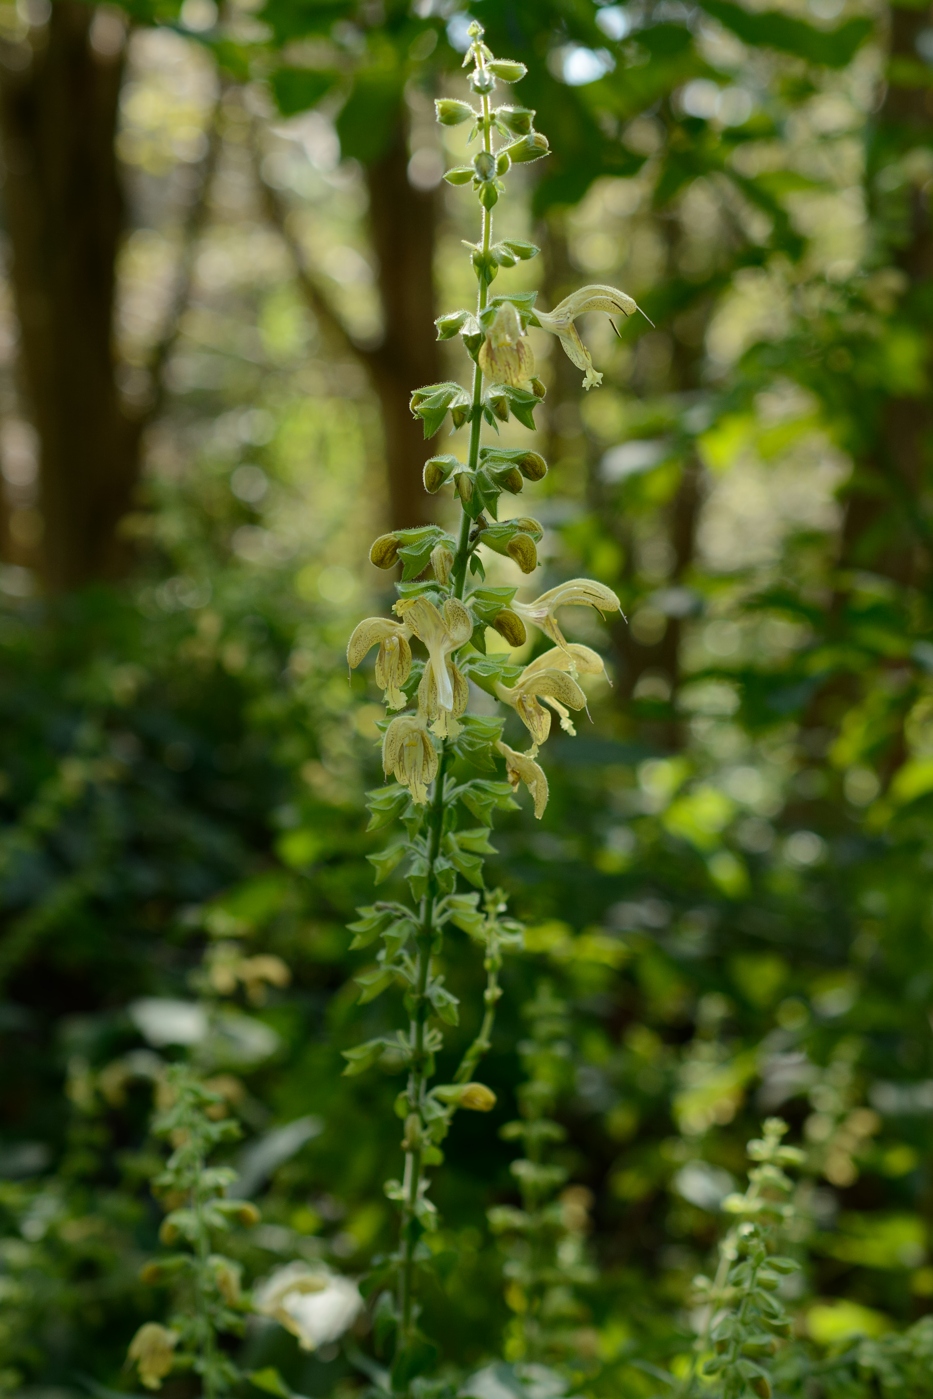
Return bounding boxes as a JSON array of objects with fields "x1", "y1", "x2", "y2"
[
  {"x1": 488, "y1": 391, "x2": 509, "y2": 422},
  {"x1": 499, "y1": 466, "x2": 524, "y2": 493},
  {"x1": 423, "y1": 455, "x2": 457, "y2": 492},
  {"x1": 530, "y1": 377, "x2": 547, "y2": 399},
  {"x1": 469, "y1": 68, "x2": 495, "y2": 94},
  {"x1": 496, "y1": 151, "x2": 511, "y2": 176},
  {"x1": 497, "y1": 105, "x2": 535, "y2": 135},
  {"x1": 460, "y1": 1082, "x2": 497, "y2": 1111},
  {"x1": 370, "y1": 534, "x2": 400, "y2": 569},
  {"x1": 517, "y1": 450, "x2": 547, "y2": 480},
  {"x1": 454, "y1": 472, "x2": 474, "y2": 505},
  {"x1": 431, "y1": 543, "x2": 454, "y2": 586},
  {"x1": 507, "y1": 534, "x2": 538, "y2": 574},
  {"x1": 435, "y1": 98, "x2": 475, "y2": 127},
  {"x1": 504, "y1": 132, "x2": 550, "y2": 164},
  {"x1": 488, "y1": 59, "x2": 527, "y2": 82},
  {"x1": 473, "y1": 150, "x2": 496, "y2": 182},
  {"x1": 401, "y1": 1113, "x2": 423, "y2": 1151},
  {"x1": 479, "y1": 181, "x2": 499, "y2": 210}
]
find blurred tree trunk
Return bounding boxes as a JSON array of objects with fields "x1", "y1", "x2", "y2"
[
  {"x1": 364, "y1": 124, "x2": 439, "y2": 531},
  {"x1": 0, "y1": 1, "x2": 141, "y2": 590}
]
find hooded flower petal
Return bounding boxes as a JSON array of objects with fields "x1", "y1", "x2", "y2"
[
  {"x1": 534, "y1": 284, "x2": 638, "y2": 389},
  {"x1": 419, "y1": 659, "x2": 469, "y2": 739},
  {"x1": 522, "y1": 642, "x2": 607, "y2": 680},
  {"x1": 513, "y1": 579, "x2": 621, "y2": 650},
  {"x1": 478, "y1": 302, "x2": 535, "y2": 386},
  {"x1": 347, "y1": 617, "x2": 413, "y2": 709},
  {"x1": 496, "y1": 739, "x2": 549, "y2": 818},
  {"x1": 395, "y1": 596, "x2": 472, "y2": 712},
  {"x1": 495, "y1": 667, "x2": 587, "y2": 751},
  {"x1": 382, "y1": 713, "x2": 439, "y2": 804},
  {"x1": 254, "y1": 1263, "x2": 362, "y2": 1353}
]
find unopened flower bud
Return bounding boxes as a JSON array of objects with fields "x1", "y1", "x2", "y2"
[
  {"x1": 492, "y1": 608, "x2": 527, "y2": 646},
  {"x1": 423, "y1": 456, "x2": 454, "y2": 492},
  {"x1": 750, "y1": 1378, "x2": 771, "y2": 1399},
  {"x1": 159, "y1": 1217, "x2": 180, "y2": 1245},
  {"x1": 530, "y1": 377, "x2": 547, "y2": 399},
  {"x1": 402, "y1": 1113, "x2": 423, "y2": 1150},
  {"x1": 370, "y1": 534, "x2": 400, "y2": 569},
  {"x1": 469, "y1": 68, "x2": 495, "y2": 94},
  {"x1": 496, "y1": 151, "x2": 511, "y2": 176},
  {"x1": 507, "y1": 535, "x2": 538, "y2": 574},
  {"x1": 500, "y1": 466, "x2": 523, "y2": 493},
  {"x1": 488, "y1": 59, "x2": 527, "y2": 82},
  {"x1": 431, "y1": 543, "x2": 454, "y2": 585},
  {"x1": 473, "y1": 150, "x2": 496, "y2": 182},
  {"x1": 517, "y1": 450, "x2": 547, "y2": 481},
  {"x1": 454, "y1": 471, "x2": 474, "y2": 505},
  {"x1": 213, "y1": 1256, "x2": 242, "y2": 1304},
  {"x1": 479, "y1": 181, "x2": 500, "y2": 210},
  {"x1": 504, "y1": 132, "x2": 549, "y2": 163},
  {"x1": 488, "y1": 391, "x2": 509, "y2": 422},
  {"x1": 227, "y1": 1200, "x2": 261, "y2": 1227},
  {"x1": 435, "y1": 98, "x2": 475, "y2": 126},
  {"x1": 460, "y1": 1083, "x2": 497, "y2": 1111},
  {"x1": 497, "y1": 105, "x2": 534, "y2": 135}
]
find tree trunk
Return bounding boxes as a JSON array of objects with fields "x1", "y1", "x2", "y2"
[
  {"x1": 365, "y1": 122, "x2": 440, "y2": 531},
  {"x1": 0, "y1": 2, "x2": 141, "y2": 590}
]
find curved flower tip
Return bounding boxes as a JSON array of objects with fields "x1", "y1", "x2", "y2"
[
  {"x1": 395, "y1": 595, "x2": 472, "y2": 713},
  {"x1": 254, "y1": 1263, "x2": 362, "y2": 1352},
  {"x1": 478, "y1": 302, "x2": 535, "y2": 387},
  {"x1": 523, "y1": 642, "x2": 607, "y2": 681},
  {"x1": 347, "y1": 616, "x2": 413, "y2": 709},
  {"x1": 382, "y1": 712, "x2": 439, "y2": 805},
  {"x1": 497, "y1": 739, "x2": 549, "y2": 818},
  {"x1": 534, "y1": 284, "x2": 640, "y2": 390},
  {"x1": 513, "y1": 579, "x2": 621, "y2": 650},
  {"x1": 495, "y1": 666, "x2": 586, "y2": 748},
  {"x1": 127, "y1": 1323, "x2": 178, "y2": 1390}
]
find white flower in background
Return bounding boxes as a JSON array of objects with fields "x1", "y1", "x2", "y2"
[
  {"x1": 534, "y1": 284, "x2": 639, "y2": 388},
  {"x1": 347, "y1": 616, "x2": 413, "y2": 709},
  {"x1": 512, "y1": 579, "x2": 621, "y2": 650},
  {"x1": 254, "y1": 1263, "x2": 363, "y2": 1352}
]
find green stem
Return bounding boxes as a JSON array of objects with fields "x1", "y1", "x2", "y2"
[{"x1": 192, "y1": 1138, "x2": 219, "y2": 1399}]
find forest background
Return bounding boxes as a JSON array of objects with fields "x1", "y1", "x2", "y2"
[{"x1": 2, "y1": 0, "x2": 933, "y2": 1393}]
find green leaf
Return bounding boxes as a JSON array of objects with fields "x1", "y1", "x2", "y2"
[
  {"x1": 269, "y1": 68, "x2": 340, "y2": 117},
  {"x1": 367, "y1": 844, "x2": 407, "y2": 884},
  {"x1": 427, "y1": 979, "x2": 460, "y2": 1026},
  {"x1": 355, "y1": 968, "x2": 395, "y2": 1005},
  {"x1": 698, "y1": 0, "x2": 873, "y2": 65},
  {"x1": 341, "y1": 1038, "x2": 392, "y2": 1076}
]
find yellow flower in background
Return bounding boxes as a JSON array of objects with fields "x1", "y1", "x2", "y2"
[
  {"x1": 513, "y1": 579, "x2": 621, "y2": 650},
  {"x1": 419, "y1": 657, "x2": 469, "y2": 739},
  {"x1": 478, "y1": 301, "x2": 535, "y2": 386},
  {"x1": 535, "y1": 285, "x2": 639, "y2": 388},
  {"x1": 495, "y1": 666, "x2": 586, "y2": 750},
  {"x1": 127, "y1": 1323, "x2": 178, "y2": 1390},
  {"x1": 395, "y1": 596, "x2": 472, "y2": 713},
  {"x1": 496, "y1": 739, "x2": 549, "y2": 818},
  {"x1": 382, "y1": 713, "x2": 439, "y2": 804},
  {"x1": 347, "y1": 617, "x2": 413, "y2": 709}
]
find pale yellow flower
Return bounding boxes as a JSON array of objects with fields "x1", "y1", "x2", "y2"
[
  {"x1": 521, "y1": 644, "x2": 608, "y2": 737},
  {"x1": 534, "y1": 284, "x2": 638, "y2": 388},
  {"x1": 496, "y1": 739, "x2": 549, "y2": 818},
  {"x1": 128, "y1": 1323, "x2": 178, "y2": 1390},
  {"x1": 478, "y1": 301, "x2": 535, "y2": 386},
  {"x1": 347, "y1": 617, "x2": 413, "y2": 709},
  {"x1": 495, "y1": 666, "x2": 586, "y2": 751},
  {"x1": 513, "y1": 579, "x2": 621, "y2": 651},
  {"x1": 394, "y1": 596, "x2": 472, "y2": 714},
  {"x1": 382, "y1": 713, "x2": 439, "y2": 804},
  {"x1": 419, "y1": 658, "x2": 469, "y2": 739}
]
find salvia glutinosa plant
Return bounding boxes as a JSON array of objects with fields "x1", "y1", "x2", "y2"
[{"x1": 343, "y1": 21, "x2": 639, "y2": 1392}]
